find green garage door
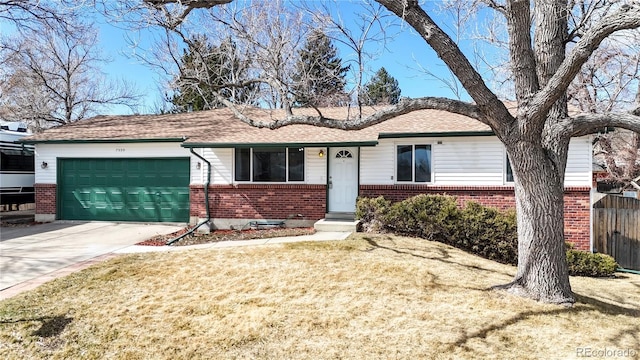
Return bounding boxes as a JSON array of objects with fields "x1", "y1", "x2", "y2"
[{"x1": 58, "y1": 158, "x2": 190, "y2": 222}]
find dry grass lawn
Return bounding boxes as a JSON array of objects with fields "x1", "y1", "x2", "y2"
[{"x1": 0, "y1": 233, "x2": 639, "y2": 359}]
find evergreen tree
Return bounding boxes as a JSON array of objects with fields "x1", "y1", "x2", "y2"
[
  {"x1": 292, "y1": 30, "x2": 350, "y2": 107},
  {"x1": 171, "y1": 36, "x2": 254, "y2": 112},
  {"x1": 363, "y1": 67, "x2": 401, "y2": 105}
]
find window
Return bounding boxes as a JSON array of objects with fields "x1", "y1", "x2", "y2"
[
  {"x1": 505, "y1": 154, "x2": 514, "y2": 183},
  {"x1": 235, "y1": 147, "x2": 305, "y2": 182},
  {"x1": 0, "y1": 148, "x2": 34, "y2": 172},
  {"x1": 235, "y1": 148, "x2": 251, "y2": 181},
  {"x1": 396, "y1": 144, "x2": 431, "y2": 182},
  {"x1": 288, "y1": 148, "x2": 305, "y2": 181},
  {"x1": 335, "y1": 150, "x2": 353, "y2": 158}
]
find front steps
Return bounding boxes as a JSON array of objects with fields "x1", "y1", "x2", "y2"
[{"x1": 313, "y1": 212, "x2": 360, "y2": 232}]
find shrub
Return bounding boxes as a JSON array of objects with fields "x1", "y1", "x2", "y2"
[
  {"x1": 357, "y1": 195, "x2": 518, "y2": 264},
  {"x1": 566, "y1": 250, "x2": 618, "y2": 277},
  {"x1": 457, "y1": 202, "x2": 518, "y2": 265},
  {"x1": 382, "y1": 194, "x2": 460, "y2": 241},
  {"x1": 355, "y1": 196, "x2": 390, "y2": 233},
  {"x1": 357, "y1": 195, "x2": 617, "y2": 277}
]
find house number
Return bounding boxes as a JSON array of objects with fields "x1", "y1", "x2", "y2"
[{"x1": 116, "y1": 148, "x2": 126, "y2": 152}]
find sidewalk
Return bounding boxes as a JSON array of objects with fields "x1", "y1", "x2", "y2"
[
  {"x1": 114, "y1": 231, "x2": 352, "y2": 254},
  {"x1": 0, "y1": 231, "x2": 352, "y2": 300}
]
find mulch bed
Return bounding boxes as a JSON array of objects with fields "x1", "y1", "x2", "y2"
[
  {"x1": 0, "y1": 220, "x2": 41, "y2": 228},
  {"x1": 136, "y1": 227, "x2": 316, "y2": 247}
]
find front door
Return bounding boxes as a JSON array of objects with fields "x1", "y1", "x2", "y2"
[{"x1": 328, "y1": 147, "x2": 358, "y2": 212}]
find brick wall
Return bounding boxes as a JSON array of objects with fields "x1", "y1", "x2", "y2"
[
  {"x1": 190, "y1": 184, "x2": 326, "y2": 221},
  {"x1": 563, "y1": 189, "x2": 592, "y2": 251},
  {"x1": 34, "y1": 183, "x2": 57, "y2": 215},
  {"x1": 188, "y1": 183, "x2": 591, "y2": 250},
  {"x1": 359, "y1": 185, "x2": 592, "y2": 251}
]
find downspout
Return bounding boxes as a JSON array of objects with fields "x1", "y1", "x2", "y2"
[
  {"x1": 616, "y1": 267, "x2": 640, "y2": 275},
  {"x1": 166, "y1": 148, "x2": 211, "y2": 245}
]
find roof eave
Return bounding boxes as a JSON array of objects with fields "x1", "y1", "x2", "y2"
[
  {"x1": 20, "y1": 137, "x2": 186, "y2": 144},
  {"x1": 182, "y1": 141, "x2": 379, "y2": 148},
  {"x1": 378, "y1": 131, "x2": 495, "y2": 139}
]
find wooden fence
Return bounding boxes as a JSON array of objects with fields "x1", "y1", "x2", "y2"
[{"x1": 593, "y1": 195, "x2": 640, "y2": 271}]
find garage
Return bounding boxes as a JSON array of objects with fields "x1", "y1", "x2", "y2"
[{"x1": 58, "y1": 158, "x2": 190, "y2": 222}]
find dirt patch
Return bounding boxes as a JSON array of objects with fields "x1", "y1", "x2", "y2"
[
  {"x1": 137, "y1": 227, "x2": 316, "y2": 246},
  {"x1": 0, "y1": 219, "x2": 40, "y2": 228}
]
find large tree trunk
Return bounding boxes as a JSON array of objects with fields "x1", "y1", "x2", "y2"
[{"x1": 503, "y1": 141, "x2": 574, "y2": 305}]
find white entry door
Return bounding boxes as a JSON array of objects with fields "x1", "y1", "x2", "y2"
[{"x1": 328, "y1": 147, "x2": 358, "y2": 212}]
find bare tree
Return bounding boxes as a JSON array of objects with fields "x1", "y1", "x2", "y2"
[
  {"x1": 0, "y1": 18, "x2": 141, "y2": 130},
  {"x1": 206, "y1": 0, "x2": 314, "y2": 111},
  {"x1": 0, "y1": 1, "x2": 83, "y2": 29},
  {"x1": 116, "y1": 0, "x2": 319, "y2": 114},
  {"x1": 568, "y1": 30, "x2": 640, "y2": 189},
  {"x1": 133, "y1": 0, "x2": 640, "y2": 305},
  {"x1": 301, "y1": 0, "x2": 395, "y2": 115},
  {"x1": 591, "y1": 84, "x2": 640, "y2": 190}
]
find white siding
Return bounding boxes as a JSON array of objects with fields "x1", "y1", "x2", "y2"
[
  {"x1": 360, "y1": 140, "x2": 394, "y2": 185},
  {"x1": 565, "y1": 137, "x2": 591, "y2": 186},
  {"x1": 190, "y1": 148, "x2": 234, "y2": 185},
  {"x1": 306, "y1": 147, "x2": 327, "y2": 184},
  {"x1": 35, "y1": 142, "x2": 190, "y2": 184},
  {"x1": 190, "y1": 148, "x2": 205, "y2": 185},
  {"x1": 359, "y1": 135, "x2": 592, "y2": 187},
  {"x1": 36, "y1": 135, "x2": 592, "y2": 188},
  {"x1": 434, "y1": 137, "x2": 504, "y2": 185},
  {"x1": 191, "y1": 148, "x2": 233, "y2": 185}
]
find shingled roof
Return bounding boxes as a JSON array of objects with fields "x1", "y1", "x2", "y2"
[{"x1": 21, "y1": 106, "x2": 493, "y2": 146}]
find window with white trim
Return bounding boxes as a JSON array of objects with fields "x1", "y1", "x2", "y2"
[
  {"x1": 396, "y1": 144, "x2": 431, "y2": 182},
  {"x1": 505, "y1": 154, "x2": 514, "y2": 183},
  {"x1": 234, "y1": 147, "x2": 305, "y2": 182}
]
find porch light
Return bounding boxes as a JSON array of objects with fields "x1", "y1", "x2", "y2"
[
  {"x1": 196, "y1": 161, "x2": 201, "y2": 169},
  {"x1": 318, "y1": 149, "x2": 324, "y2": 158},
  {"x1": 41, "y1": 161, "x2": 48, "y2": 169}
]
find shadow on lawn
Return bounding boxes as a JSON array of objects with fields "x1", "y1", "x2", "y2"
[
  {"x1": 450, "y1": 296, "x2": 638, "y2": 353},
  {"x1": 603, "y1": 323, "x2": 640, "y2": 350},
  {"x1": 362, "y1": 235, "x2": 640, "y2": 353},
  {"x1": 1, "y1": 315, "x2": 73, "y2": 338},
  {"x1": 574, "y1": 293, "x2": 640, "y2": 317},
  {"x1": 361, "y1": 236, "x2": 514, "y2": 278}
]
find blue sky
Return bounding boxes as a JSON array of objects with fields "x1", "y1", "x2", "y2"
[
  {"x1": 93, "y1": 2, "x2": 483, "y2": 114},
  {"x1": 81, "y1": 1, "x2": 500, "y2": 114}
]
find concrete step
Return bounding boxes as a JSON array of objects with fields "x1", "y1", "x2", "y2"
[
  {"x1": 314, "y1": 218, "x2": 360, "y2": 232},
  {"x1": 324, "y1": 212, "x2": 355, "y2": 221}
]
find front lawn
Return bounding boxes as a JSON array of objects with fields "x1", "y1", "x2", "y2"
[{"x1": 0, "y1": 234, "x2": 638, "y2": 359}]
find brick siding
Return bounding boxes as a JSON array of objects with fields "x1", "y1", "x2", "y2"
[
  {"x1": 190, "y1": 184, "x2": 326, "y2": 220},
  {"x1": 359, "y1": 185, "x2": 592, "y2": 251},
  {"x1": 34, "y1": 183, "x2": 57, "y2": 215},
  {"x1": 40, "y1": 181, "x2": 590, "y2": 250}
]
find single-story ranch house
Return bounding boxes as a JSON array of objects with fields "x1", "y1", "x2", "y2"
[{"x1": 22, "y1": 106, "x2": 593, "y2": 250}]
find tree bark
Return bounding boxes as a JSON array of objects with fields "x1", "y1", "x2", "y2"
[{"x1": 502, "y1": 140, "x2": 574, "y2": 305}]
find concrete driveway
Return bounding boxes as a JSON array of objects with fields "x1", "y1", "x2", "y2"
[{"x1": 0, "y1": 222, "x2": 183, "y2": 293}]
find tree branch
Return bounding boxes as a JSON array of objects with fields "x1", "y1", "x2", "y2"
[
  {"x1": 481, "y1": 0, "x2": 507, "y2": 16},
  {"x1": 562, "y1": 110, "x2": 640, "y2": 138},
  {"x1": 530, "y1": 4, "x2": 640, "y2": 122},
  {"x1": 146, "y1": 0, "x2": 233, "y2": 7},
  {"x1": 374, "y1": 0, "x2": 513, "y2": 131},
  {"x1": 505, "y1": 0, "x2": 539, "y2": 103},
  {"x1": 211, "y1": 96, "x2": 483, "y2": 130},
  {"x1": 144, "y1": 0, "x2": 233, "y2": 28}
]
